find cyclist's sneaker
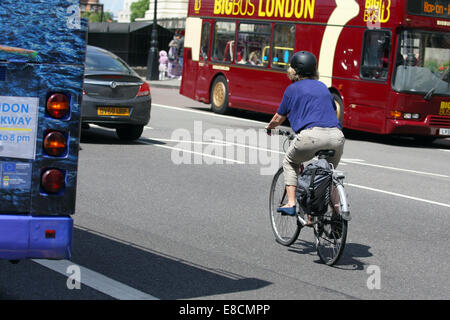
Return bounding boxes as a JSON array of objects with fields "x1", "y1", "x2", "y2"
[
  {"x1": 277, "y1": 206, "x2": 296, "y2": 216},
  {"x1": 341, "y1": 211, "x2": 352, "y2": 221}
]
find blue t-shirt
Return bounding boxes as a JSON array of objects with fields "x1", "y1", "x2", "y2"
[{"x1": 277, "y1": 79, "x2": 342, "y2": 133}]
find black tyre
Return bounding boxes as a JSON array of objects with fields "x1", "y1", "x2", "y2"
[
  {"x1": 116, "y1": 124, "x2": 144, "y2": 141},
  {"x1": 210, "y1": 76, "x2": 231, "y2": 114},
  {"x1": 413, "y1": 136, "x2": 436, "y2": 145},
  {"x1": 332, "y1": 92, "x2": 344, "y2": 126},
  {"x1": 314, "y1": 182, "x2": 347, "y2": 266},
  {"x1": 269, "y1": 167, "x2": 301, "y2": 246}
]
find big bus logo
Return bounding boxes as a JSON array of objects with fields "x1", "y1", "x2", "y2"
[
  {"x1": 213, "y1": 0, "x2": 316, "y2": 19},
  {"x1": 195, "y1": 0, "x2": 201, "y2": 13},
  {"x1": 364, "y1": 0, "x2": 391, "y2": 27}
]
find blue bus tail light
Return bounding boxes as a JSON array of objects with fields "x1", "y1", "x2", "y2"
[
  {"x1": 41, "y1": 169, "x2": 65, "y2": 194},
  {"x1": 43, "y1": 131, "x2": 67, "y2": 157},
  {"x1": 46, "y1": 93, "x2": 70, "y2": 119},
  {"x1": 45, "y1": 229, "x2": 56, "y2": 239}
]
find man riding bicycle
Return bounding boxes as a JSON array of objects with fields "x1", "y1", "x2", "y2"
[{"x1": 266, "y1": 51, "x2": 345, "y2": 223}]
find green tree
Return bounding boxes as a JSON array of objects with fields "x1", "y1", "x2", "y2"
[
  {"x1": 130, "y1": 0, "x2": 149, "y2": 22},
  {"x1": 82, "y1": 11, "x2": 115, "y2": 23}
]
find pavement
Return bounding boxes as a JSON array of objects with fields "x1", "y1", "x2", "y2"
[
  {"x1": 133, "y1": 67, "x2": 181, "y2": 89},
  {"x1": 147, "y1": 78, "x2": 181, "y2": 89}
]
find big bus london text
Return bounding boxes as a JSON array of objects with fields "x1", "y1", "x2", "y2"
[
  {"x1": 0, "y1": 0, "x2": 87, "y2": 262},
  {"x1": 180, "y1": 0, "x2": 450, "y2": 141}
]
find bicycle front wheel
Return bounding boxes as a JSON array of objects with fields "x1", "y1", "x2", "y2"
[
  {"x1": 269, "y1": 167, "x2": 301, "y2": 246},
  {"x1": 314, "y1": 181, "x2": 348, "y2": 266}
]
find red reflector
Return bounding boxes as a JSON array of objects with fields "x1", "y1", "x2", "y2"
[
  {"x1": 44, "y1": 131, "x2": 67, "y2": 156},
  {"x1": 47, "y1": 93, "x2": 70, "y2": 119},
  {"x1": 137, "y1": 82, "x2": 150, "y2": 97},
  {"x1": 41, "y1": 169, "x2": 65, "y2": 194},
  {"x1": 45, "y1": 230, "x2": 56, "y2": 239}
]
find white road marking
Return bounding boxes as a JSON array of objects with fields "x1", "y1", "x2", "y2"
[
  {"x1": 342, "y1": 159, "x2": 449, "y2": 178},
  {"x1": 139, "y1": 140, "x2": 245, "y2": 164},
  {"x1": 209, "y1": 138, "x2": 285, "y2": 155},
  {"x1": 90, "y1": 106, "x2": 449, "y2": 206},
  {"x1": 32, "y1": 259, "x2": 159, "y2": 300},
  {"x1": 207, "y1": 138, "x2": 448, "y2": 179},
  {"x1": 148, "y1": 134, "x2": 448, "y2": 179},
  {"x1": 346, "y1": 183, "x2": 450, "y2": 209},
  {"x1": 147, "y1": 137, "x2": 231, "y2": 146},
  {"x1": 152, "y1": 103, "x2": 269, "y2": 126}
]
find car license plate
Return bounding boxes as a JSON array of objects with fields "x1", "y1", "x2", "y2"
[
  {"x1": 97, "y1": 107, "x2": 130, "y2": 116},
  {"x1": 439, "y1": 128, "x2": 450, "y2": 136}
]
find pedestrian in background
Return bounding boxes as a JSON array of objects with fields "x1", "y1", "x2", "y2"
[
  {"x1": 158, "y1": 50, "x2": 168, "y2": 80},
  {"x1": 176, "y1": 31, "x2": 185, "y2": 76},
  {"x1": 167, "y1": 38, "x2": 181, "y2": 79}
]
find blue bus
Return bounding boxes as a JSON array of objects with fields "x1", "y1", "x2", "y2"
[{"x1": 0, "y1": 0, "x2": 87, "y2": 261}]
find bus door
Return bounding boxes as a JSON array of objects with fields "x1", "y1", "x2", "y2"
[
  {"x1": 196, "y1": 21, "x2": 213, "y2": 102},
  {"x1": 0, "y1": 0, "x2": 87, "y2": 261},
  {"x1": 345, "y1": 29, "x2": 393, "y2": 132}
]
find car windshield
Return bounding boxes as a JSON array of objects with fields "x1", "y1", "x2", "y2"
[
  {"x1": 85, "y1": 47, "x2": 131, "y2": 73},
  {"x1": 393, "y1": 30, "x2": 450, "y2": 97}
]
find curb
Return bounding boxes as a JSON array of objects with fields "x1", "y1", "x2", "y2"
[{"x1": 147, "y1": 81, "x2": 180, "y2": 89}]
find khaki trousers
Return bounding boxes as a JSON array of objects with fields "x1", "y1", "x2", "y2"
[{"x1": 283, "y1": 127, "x2": 345, "y2": 186}]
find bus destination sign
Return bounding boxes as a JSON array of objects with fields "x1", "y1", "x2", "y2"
[{"x1": 408, "y1": 0, "x2": 450, "y2": 19}]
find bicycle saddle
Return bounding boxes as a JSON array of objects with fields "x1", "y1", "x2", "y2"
[{"x1": 315, "y1": 150, "x2": 335, "y2": 158}]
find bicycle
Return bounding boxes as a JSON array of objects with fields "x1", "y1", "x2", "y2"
[{"x1": 268, "y1": 128, "x2": 351, "y2": 266}]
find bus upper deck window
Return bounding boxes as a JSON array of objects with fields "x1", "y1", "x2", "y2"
[
  {"x1": 236, "y1": 23, "x2": 271, "y2": 67},
  {"x1": 212, "y1": 21, "x2": 235, "y2": 63},
  {"x1": 272, "y1": 24, "x2": 295, "y2": 70}
]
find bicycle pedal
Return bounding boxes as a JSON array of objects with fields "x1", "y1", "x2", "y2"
[{"x1": 304, "y1": 220, "x2": 320, "y2": 227}]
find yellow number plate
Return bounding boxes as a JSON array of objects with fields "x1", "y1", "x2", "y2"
[
  {"x1": 97, "y1": 107, "x2": 130, "y2": 116},
  {"x1": 439, "y1": 102, "x2": 450, "y2": 116}
]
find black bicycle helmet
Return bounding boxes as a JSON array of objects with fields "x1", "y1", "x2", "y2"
[{"x1": 290, "y1": 51, "x2": 317, "y2": 77}]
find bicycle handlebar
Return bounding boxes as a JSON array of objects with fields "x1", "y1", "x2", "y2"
[{"x1": 266, "y1": 128, "x2": 295, "y2": 139}]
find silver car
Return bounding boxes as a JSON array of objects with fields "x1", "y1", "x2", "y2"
[{"x1": 82, "y1": 45, "x2": 151, "y2": 140}]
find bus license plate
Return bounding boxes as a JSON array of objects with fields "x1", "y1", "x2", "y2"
[
  {"x1": 439, "y1": 128, "x2": 450, "y2": 136},
  {"x1": 98, "y1": 107, "x2": 130, "y2": 116}
]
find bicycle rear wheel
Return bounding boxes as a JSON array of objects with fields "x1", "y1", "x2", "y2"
[
  {"x1": 269, "y1": 167, "x2": 301, "y2": 246},
  {"x1": 314, "y1": 182, "x2": 348, "y2": 266}
]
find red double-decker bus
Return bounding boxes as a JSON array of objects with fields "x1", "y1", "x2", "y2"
[{"x1": 180, "y1": 0, "x2": 450, "y2": 141}]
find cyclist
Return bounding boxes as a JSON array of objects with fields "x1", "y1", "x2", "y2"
[{"x1": 266, "y1": 51, "x2": 345, "y2": 223}]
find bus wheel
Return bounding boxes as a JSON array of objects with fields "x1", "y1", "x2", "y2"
[
  {"x1": 332, "y1": 93, "x2": 344, "y2": 126},
  {"x1": 414, "y1": 136, "x2": 436, "y2": 144},
  {"x1": 211, "y1": 76, "x2": 230, "y2": 114}
]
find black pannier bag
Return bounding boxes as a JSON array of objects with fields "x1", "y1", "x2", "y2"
[{"x1": 296, "y1": 159, "x2": 333, "y2": 216}]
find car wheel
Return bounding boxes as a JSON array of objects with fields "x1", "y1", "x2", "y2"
[{"x1": 116, "y1": 125, "x2": 144, "y2": 141}]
